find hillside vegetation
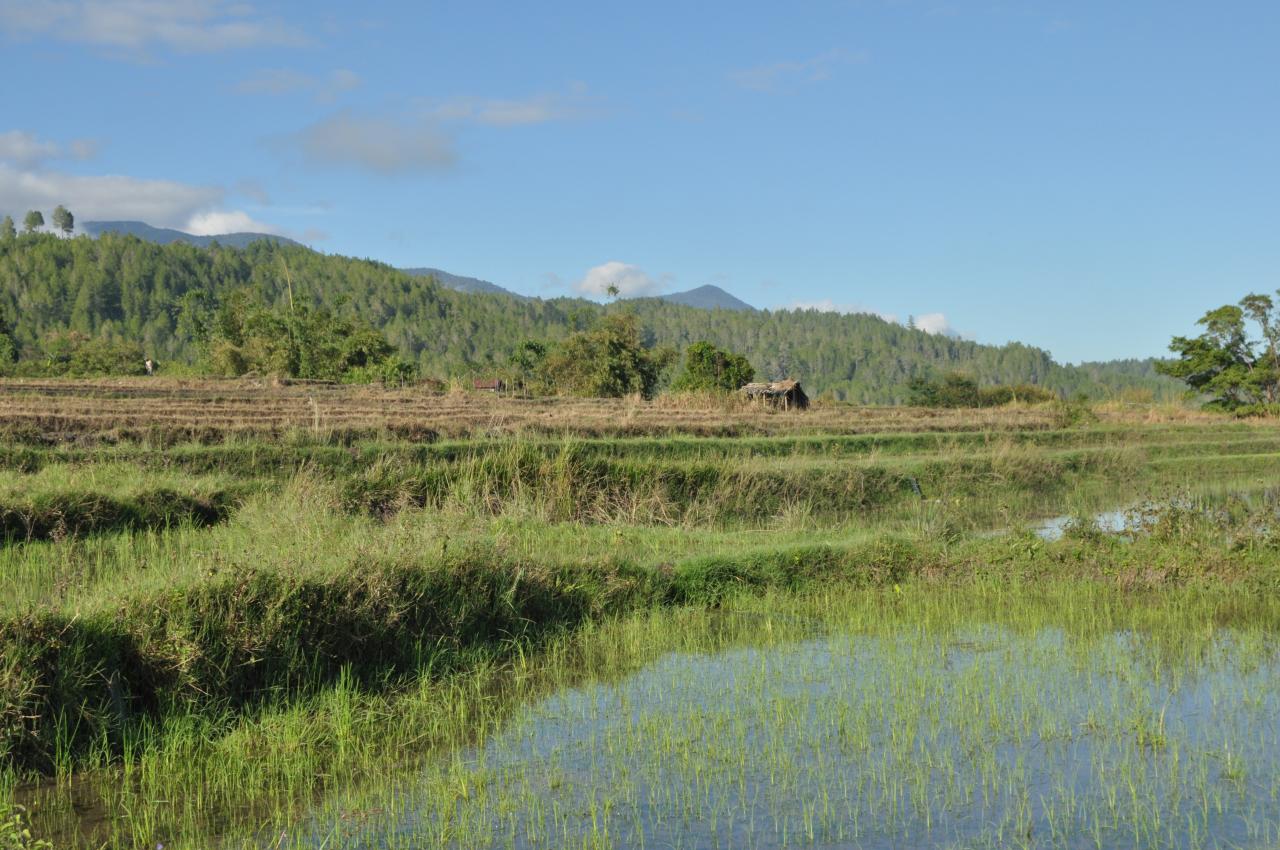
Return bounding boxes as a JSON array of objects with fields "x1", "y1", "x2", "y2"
[{"x1": 0, "y1": 232, "x2": 1176, "y2": 402}]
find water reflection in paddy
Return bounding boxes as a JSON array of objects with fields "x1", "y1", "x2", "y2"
[{"x1": 297, "y1": 621, "x2": 1280, "y2": 850}]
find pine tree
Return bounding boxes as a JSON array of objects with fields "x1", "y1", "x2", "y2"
[{"x1": 51, "y1": 205, "x2": 74, "y2": 237}]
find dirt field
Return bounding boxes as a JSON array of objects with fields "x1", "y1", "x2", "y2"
[{"x1": 0, "y1": 377, "x2": 1104, "y2": 442}]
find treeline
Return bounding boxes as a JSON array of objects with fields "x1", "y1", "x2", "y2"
[{"x1": 0, "y1": 231, "x2": 1178, "y2": 401}]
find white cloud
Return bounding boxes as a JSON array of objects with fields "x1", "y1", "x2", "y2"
[
  {"x1": 574, "y1": 261, "x2": 663, "y2": 298},
  {"x1": 914, "y1": 312, "x2": 958, "y2": 337},
  {"x1": 729, "y1": 48, "x2": 866, "y2": 93},
  {"x1": 185, "y1": 209, "x2": 281, "y2": 235},
  {"x1": 0, "y1": 130, "x2": 59, "y2": 167},
  {"x1": 0, "y1": 162, "x2": 222, "y2": 225},
  {"x1": 0, "y1": 160, "x2": 295, "y2": 242},
  {"x1": 0, "y1": 130, "x2": 98, "y2": 168},
  {"x1": 0, "y1": 0, "x2": 305, "y2": 53},
  {"x1": 283, "y1": 84, "x2": 590, "y2": 173},
  {"x1": 788, "y1": 299, "x2": 898, "y2": 323},
  {"x1": 67, "y1": 138, "x2": 101, "y2": 160},
  {"x1": 429, "y1": 84, "x2": 590, "y2": 127},
  {"x1": 289, "y1": 110, "x2": 455, "y2": 174},
  {"x1": 236, "y1": 67, "x2": 362, "y2": 102}
]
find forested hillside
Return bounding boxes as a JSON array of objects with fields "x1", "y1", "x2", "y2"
[{"x1": 0, "y1": 233, "x2": 1176, "y2": 401}]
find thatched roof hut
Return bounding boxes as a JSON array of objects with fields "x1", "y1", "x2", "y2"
[{"x1": 740, "y1": 379, "x2": 809, "y2": 410}]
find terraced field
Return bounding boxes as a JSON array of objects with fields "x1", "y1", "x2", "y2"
[{"x1": 1, "y1": 381, "x2": 1277, "y2": 849}]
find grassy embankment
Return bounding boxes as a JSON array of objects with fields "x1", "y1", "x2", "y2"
[{"x1": 0, "y1": 380, "x2": 1278, "y2": 847}]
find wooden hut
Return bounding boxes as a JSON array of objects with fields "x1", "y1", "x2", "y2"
[
  {"x1": 740, "y1": 379, "x2": 809, "y2": 410},
  {"x1": 473, "y1": 378, "x2": 506, "y2": 394}
]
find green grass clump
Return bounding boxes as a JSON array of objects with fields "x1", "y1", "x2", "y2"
[{"x1": 0, "y1": 465, "x2": 242, "y2": 543}]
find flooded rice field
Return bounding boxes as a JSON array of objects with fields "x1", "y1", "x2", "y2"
[{"x1": 287, "y1": 611, "x2": 1280, "y2": 849}]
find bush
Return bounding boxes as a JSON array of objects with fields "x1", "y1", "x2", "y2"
[
  {"x1": 671, "y1": 341, "x2": 754, "y2": 393},
  {"x1": 38, "y1": 330, "x2": 147, "y2": 376},
  {"x1": 908, "y1": 372, "x2": 1057, "y2": 407},
  {"x1": 539, "y1": 314, "x2": 670, "y2": 398},
  {"x1": 343, "y1": 356, "x2": 418, "y2": 387}
]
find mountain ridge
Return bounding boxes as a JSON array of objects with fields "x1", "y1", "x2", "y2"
[
  {"x1": 81, "y1": 220, "x2": 302, "y2": 250},
  {"x1": 655, "y1": 285, "x2": 755, "y2": 311},
  {"x1": 400, "y1": 267, "x2": 523, "y2": 298}
]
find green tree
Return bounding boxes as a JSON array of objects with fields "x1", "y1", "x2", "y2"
[
  {"x1": 193, "y1": 287, "x2": 403, "y2": 381},
  {"x1": 507, "y1": 340, "x2": 548, "y2": 393},
  {"x1": 0, "y1": 307, "x2": 17, "y2": 365},
  {"x1": 671, "y1": 340, "x2": 754, "y2": 392},
  {"x1": 51, "y1": 205, "x2": 74, "y2": 236},
  {"x1": 22, "y1": 210, "x2": 43, "y2": 234},
  {"x1": 1157, "y1": 294, "x2": 1280, "y2": 408},
  {"x1": 0, "y1": 216, "x2": 14, "y2": 241},
  {"x1": 540, "y1": 313, "x2": 664, "y2": 398}
]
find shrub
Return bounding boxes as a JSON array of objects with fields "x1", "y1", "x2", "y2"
[{"x1": 671, "y1": 341, "x2": 754, "y2": 393}]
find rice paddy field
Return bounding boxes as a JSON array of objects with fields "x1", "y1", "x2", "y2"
[{"x1": 2, "y1": 379, "x2": 1279, "y2": 849}]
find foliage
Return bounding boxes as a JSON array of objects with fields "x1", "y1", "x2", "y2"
[
  {"x1": 0, "y1": 233, "x2": 1181, "y2": 401},
  {"x1": 1157, "y1": 293, "x2": 1280, "y2": 408},
  {"x1": 0, "y1": 806, "x2": 51, "y2": 850},
  {"x1": 906, "y1": 372, "x2": 1056, "y2": 407},
  {"x1": 29, "y1": 330, "x2": 146, "y2": 377},
  {"x1": 0, "y1": 217, "x2": 13, "y2": 241},
  {"x1": 21, "y1": 211, "x2": 42, "y2": 234},
  {"x1": 50, "y1": 205, "x2": 73, "y2": 237},
  {"x1": 538, "y1": 314, "x2": 670, "y2": 398},
  {"x1": 0, "y1": 309, "x2": 16, "y2": 366},
  {"x1": 184, "y1": 289, "x2": 405, "y2": 381},
  {"x1": 506, "y1": 340, "x2": 548, "y2": 393},
  {"x1": 671, "y1": 341, "x2": 754, "y2": 393},
  {"x1": 342, "y1": 356, "x2": 418, "y2": 387}
]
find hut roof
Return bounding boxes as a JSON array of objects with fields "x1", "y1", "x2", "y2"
[{"x1": 741, "y1": 379, "x2": 802, "y2": 396}]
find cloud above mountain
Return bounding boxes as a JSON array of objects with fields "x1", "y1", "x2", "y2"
[
  {"x1": 0, "y1": 126, "x2": 282, "y2": 236},
  {"x1": 574, "y1": 261, "x2": 665, "y2": 298},
  {"x1": 913, "y1": 312, "x2": 958, "y2": 337}
]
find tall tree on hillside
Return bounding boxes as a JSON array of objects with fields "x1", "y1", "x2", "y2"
[
  {"x1": 1157, "y1": 293, "x2": 1280, "y2": 407},
  {"x1": 51, "y1": 205, "x2": 74, "y2": 237},
  {"x1": 22, "y1": 210, "x2": 43, "y2": 234},
  {"x1": 0, "y1": 216, "x2": 14, "y2": 241}
]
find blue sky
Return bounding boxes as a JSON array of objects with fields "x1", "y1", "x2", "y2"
[{"x1": 1, "y1": 1, "x2": 1276, "y2": 363}]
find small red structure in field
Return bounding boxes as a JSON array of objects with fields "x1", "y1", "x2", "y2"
[{"x1": 473, "y1": 379, "x2": 506, "y2": 393}]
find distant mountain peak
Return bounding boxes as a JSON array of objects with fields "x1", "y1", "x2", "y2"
[
  {"x1": 658, "y1": 285, "x2": 755, "y2": 311},
  {"x1": 81, "y1": 220, "x2": 301, "y2": 250},
  {"x1": 401, "y1": 267, "x2": 524, "y2": 299}
]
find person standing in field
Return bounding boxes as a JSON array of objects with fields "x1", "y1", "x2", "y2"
[{"x1": 144, "y1": 357, "x2": 154, "y2": 376}]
